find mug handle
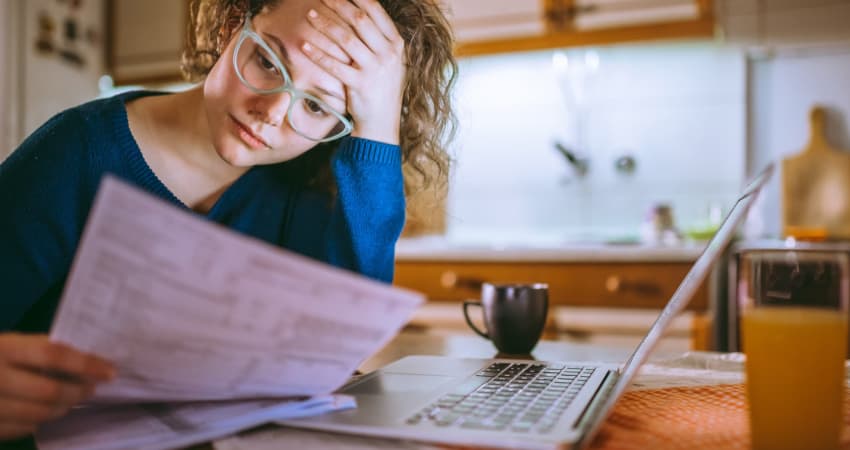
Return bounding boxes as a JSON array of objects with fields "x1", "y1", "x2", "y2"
[{"x1": 463, "y1": 300, "x2": 490, "y2": 339}]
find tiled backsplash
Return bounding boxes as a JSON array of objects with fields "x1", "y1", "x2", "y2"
[{"x1": 446, "y1": 41, "x2": 747, "y2": 241}]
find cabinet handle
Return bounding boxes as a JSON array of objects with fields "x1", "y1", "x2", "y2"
[
  {"x1": 544, "y1": 0, "x2": 596, "y2": 30},
  {"x1": 440, "y1": 271, "x2": 486, "y2": 291},
  {"x1": 605, "y1": 275, "x2": 621, "y2": 293},
  {"x1": 605, "y1": 275, "x2": 661, "y2": 296}
]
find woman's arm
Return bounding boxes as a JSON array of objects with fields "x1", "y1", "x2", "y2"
[
  {"x1": 282, "y1": 136, "x2": 404, "y2": 283},
  {"x1": 324, "y1": 137, "x2": 405, "y2": 283},
  {"x1": 0, "y1": 111, "x2": 90, "y2": 331}
]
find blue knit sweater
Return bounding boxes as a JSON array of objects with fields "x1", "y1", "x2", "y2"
[{"x1": 0, "y1": 91, "x2": 405, "y2": 332}]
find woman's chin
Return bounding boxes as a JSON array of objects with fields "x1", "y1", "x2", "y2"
[
  {"x1": 215, "y1": 138, "x2": 308, "y2": 167},
  {"x1": 215, "y1": 145, "x2": 255, "y2": 167}
]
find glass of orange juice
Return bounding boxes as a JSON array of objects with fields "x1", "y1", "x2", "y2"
[{"x1": 739, "y1": 250, "x2": 848, "y2": 450}]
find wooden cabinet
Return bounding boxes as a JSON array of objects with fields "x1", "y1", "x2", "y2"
[
  {"x1": 104, "y1": 0, "x2": 717, "y2": 84},
  {"x1": 716, "y1": 0, "x2": 850, "y2": 47},
  {"x1": 446, "y1": 0, "x2": 715, "y2": 57},
  {"x1": 444, "y1": 0, "x2": 548, "y2": 45},
  {"x1": 106, "y1": 0, "x2": 189, "y2": 85},
  {"x1": 394, "y1": 260, "x2": 709, "y2": 310}
]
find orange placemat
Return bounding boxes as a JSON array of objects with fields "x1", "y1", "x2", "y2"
[{"x1": 588, "y1": 384, "x2": 850, "y2": 450}]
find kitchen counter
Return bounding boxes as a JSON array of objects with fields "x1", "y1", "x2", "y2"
[
  {"x1": 394, "y1": 234, "x2": 714, "y2": 318},
  {"x1": 396, "y1": 235, "x2": 707, "y2": 262}
]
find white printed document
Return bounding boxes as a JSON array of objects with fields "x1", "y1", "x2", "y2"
[
  {"x1": 36, "y1": 175, "x2": 423, "y2": 450},
  {"x1": 49, "y1": 175, "x2": 423, "y2": 403},
  {"x1": 214, "y1": 424, "x2": 440, "y2": 450},
  {"x1": 36, "y1": 395, "x2": 356, "y2": 450}
]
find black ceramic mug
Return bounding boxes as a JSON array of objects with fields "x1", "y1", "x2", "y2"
[{"x1": 463, "y1": 283, "x2": 549, "y2": 355}]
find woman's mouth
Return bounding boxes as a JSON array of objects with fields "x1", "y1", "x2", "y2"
[{"x1": 229, "y1": 115, "x2": 270, "y2": 150}]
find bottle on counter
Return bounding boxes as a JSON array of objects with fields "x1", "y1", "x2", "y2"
[{"x1": 640, "y1": 203, "x2": 682, "y2": 246}]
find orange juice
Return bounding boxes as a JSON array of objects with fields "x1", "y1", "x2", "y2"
[{"x1": 743, "y1": 306, "x2": 847, "y2": 450}]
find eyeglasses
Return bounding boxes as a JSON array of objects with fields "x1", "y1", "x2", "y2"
[{"x1": 232, "y1": 14, "x2": 353, "y2": 142}]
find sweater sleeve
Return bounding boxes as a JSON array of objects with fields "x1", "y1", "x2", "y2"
[
  {"x1": 323, "y1": 137, "x2": 405, "y2": 283},
  {"x1": 0, "y1": 111, "x2": 91, "y2": 331}
]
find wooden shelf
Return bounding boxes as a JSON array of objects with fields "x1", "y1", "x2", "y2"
[{"x1": 456, "y1": 17, "x2": 715, "y2": 58}]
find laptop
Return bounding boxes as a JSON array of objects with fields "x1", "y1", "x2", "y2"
[{"x1": 282, "y1": 164, "x2": 774, "y2": 450}]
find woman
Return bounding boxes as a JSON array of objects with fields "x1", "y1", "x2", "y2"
[{"x1": 0, "y1": 0, "x2": 455, "y2": 439}]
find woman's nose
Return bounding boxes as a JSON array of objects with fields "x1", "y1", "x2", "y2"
[{"x1": 250, "y1": 91, "x2": 292, "y2": 127}]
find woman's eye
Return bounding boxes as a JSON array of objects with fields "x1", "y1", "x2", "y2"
[
  {"x1": 256, "y1": 51, "x2": 278, "y2": 74},
  {"x1": 304, "y1": 99, "x2": 329, "y2": 116}
]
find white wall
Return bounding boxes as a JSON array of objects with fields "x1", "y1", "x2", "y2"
[
  {"x1": 748, "y1": 45, "x2": 850, "y2": 237},
  {"x1": 0, "y1": 2, "x2": 7, "y2": 156},
  {"x1": 447, "y1": 41, "x2": 746, "y2": 242},
  {"x1": 5, "y1": 0, "x2": 105, "y2": 154},
  {"x1": 0, "y1": 0, "x2": 19, "y2": 158}
]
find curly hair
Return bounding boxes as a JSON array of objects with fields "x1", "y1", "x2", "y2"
[{"x1": 181, "y1": 0, "x2": 457, "y2": 200}]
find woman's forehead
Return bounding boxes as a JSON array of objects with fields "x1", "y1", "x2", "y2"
[
  {"x1": 259, "y1": 0, "x2": 322, "y2": 30},
  {"x1": 253, "y1": 0, "x2": 324, "y2": 51}
]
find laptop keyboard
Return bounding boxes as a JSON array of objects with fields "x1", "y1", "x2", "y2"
[{"x1": 405, "y1": 362, "x2": 596, "y2": 434}]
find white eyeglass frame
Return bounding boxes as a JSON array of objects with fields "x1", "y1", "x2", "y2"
[{"x1": 232, "y1": 14, "x2": 353, "y2": 143}]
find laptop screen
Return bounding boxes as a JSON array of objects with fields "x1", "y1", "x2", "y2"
[{"x1": 579, "y1": 163, "x2": 775, "y2": 447}]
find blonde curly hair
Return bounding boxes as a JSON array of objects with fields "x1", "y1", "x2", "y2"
[{"x1": 181, "y1": 0, "x2": 456, "y2": 199}]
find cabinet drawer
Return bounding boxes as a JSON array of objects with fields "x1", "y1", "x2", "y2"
[{"x1": 394, "y1": 261, "x2": 708, "y2": 310}]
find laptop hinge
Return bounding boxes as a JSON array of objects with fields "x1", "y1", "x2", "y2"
[{"x1": 573, "y1": 370, "x2": 617, "y2": 430}]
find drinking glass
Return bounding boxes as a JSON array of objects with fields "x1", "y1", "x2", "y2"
[{"x1": 739, "y1": 250, "x2": 849, "y2": 450}]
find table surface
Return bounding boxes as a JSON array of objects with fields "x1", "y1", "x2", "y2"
[
  {"x1": 13, "y1": 331, "x2": 746, "y2": 450},
  {"x1": 358, "y1": 330, "x2": 636, "y2": 373},
  {"x1": 210, "y1": 331, "x2": 747, "y2": 450}
]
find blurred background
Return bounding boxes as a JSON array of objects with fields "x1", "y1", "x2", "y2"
[{"x1": 2, "y1": 0, "x2": 849, "y2": 354}]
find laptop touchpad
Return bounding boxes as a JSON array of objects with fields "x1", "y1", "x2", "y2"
[{"x1": 345, "y1": 373, "x2": 453, "y2": 395}]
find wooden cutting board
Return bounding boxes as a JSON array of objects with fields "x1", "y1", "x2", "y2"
[{"x1": 782, "y1": 106, "x2": 850, "y2": 240}]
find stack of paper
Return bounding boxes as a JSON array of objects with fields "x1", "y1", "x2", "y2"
[
  {"x1": 35, "y1": 176, "x2": 424, "y2": 450},
  {"x1": 214, "y1": 425, "x2": 439, "y2": 450},
  {"x1": 37, "y1": 396, "x2": 355, "y2": 450}
]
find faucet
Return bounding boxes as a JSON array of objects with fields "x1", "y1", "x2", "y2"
[{"x1": 553, "y1": 141, "x2": 589, "y2": 177}]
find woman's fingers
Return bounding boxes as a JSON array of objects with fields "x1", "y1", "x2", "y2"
[
  {"x1": 0, "y1": 396, "x2": 68, "y2": 423},
  {"x1": 0, "y1": 334, "x2": 108, "y2": 442},
  {"x1": 301, "y1": 25, "x2": 352, "y2": 65},
  {"x1": 306, "y1": 6, "x2": 373, "y2": 67},
  {"x1": 0, "y1": 364, "x2": 94, "y2": 406},
  {"x1": 301, "y1": 40, "x2": 358, "y2": 85},
  {"x1": 0, "y1": 334, "x2": 114, "y2": 383},
  {"x1": 349, "y1": 0, "x2": 403, "y2": 43},
  {"x1": 0, "y1": 422, "x2": 37, "y2": 441},
  {"x1": 319, "y1": 0, "x2": 390, "y2": 55}
]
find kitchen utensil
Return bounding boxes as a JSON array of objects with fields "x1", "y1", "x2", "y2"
[{"x1": 782, "y1": 106, "x2": 850, "y2": 240}]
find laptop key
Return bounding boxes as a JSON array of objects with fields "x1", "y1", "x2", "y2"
[
  {"x1": 492, "y1": 416, "x2": 514, "y2": 425},
  {"x1": 406, "y1": 363, "x2": 600, "y2": 432},
  {"x1": 460, "y1": 420, "x2": 505, "y2": 431},
  {"x1": 434, "y1": 411, "x2": 461, "y2": 424}
]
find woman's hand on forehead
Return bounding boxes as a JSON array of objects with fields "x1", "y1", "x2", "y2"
[
  {"x1": 301, "y1": 0, "x2": 406, "y2": 144},
  {"x1": 298, "y1": 10, "x2": 351, "y2": 65}
]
